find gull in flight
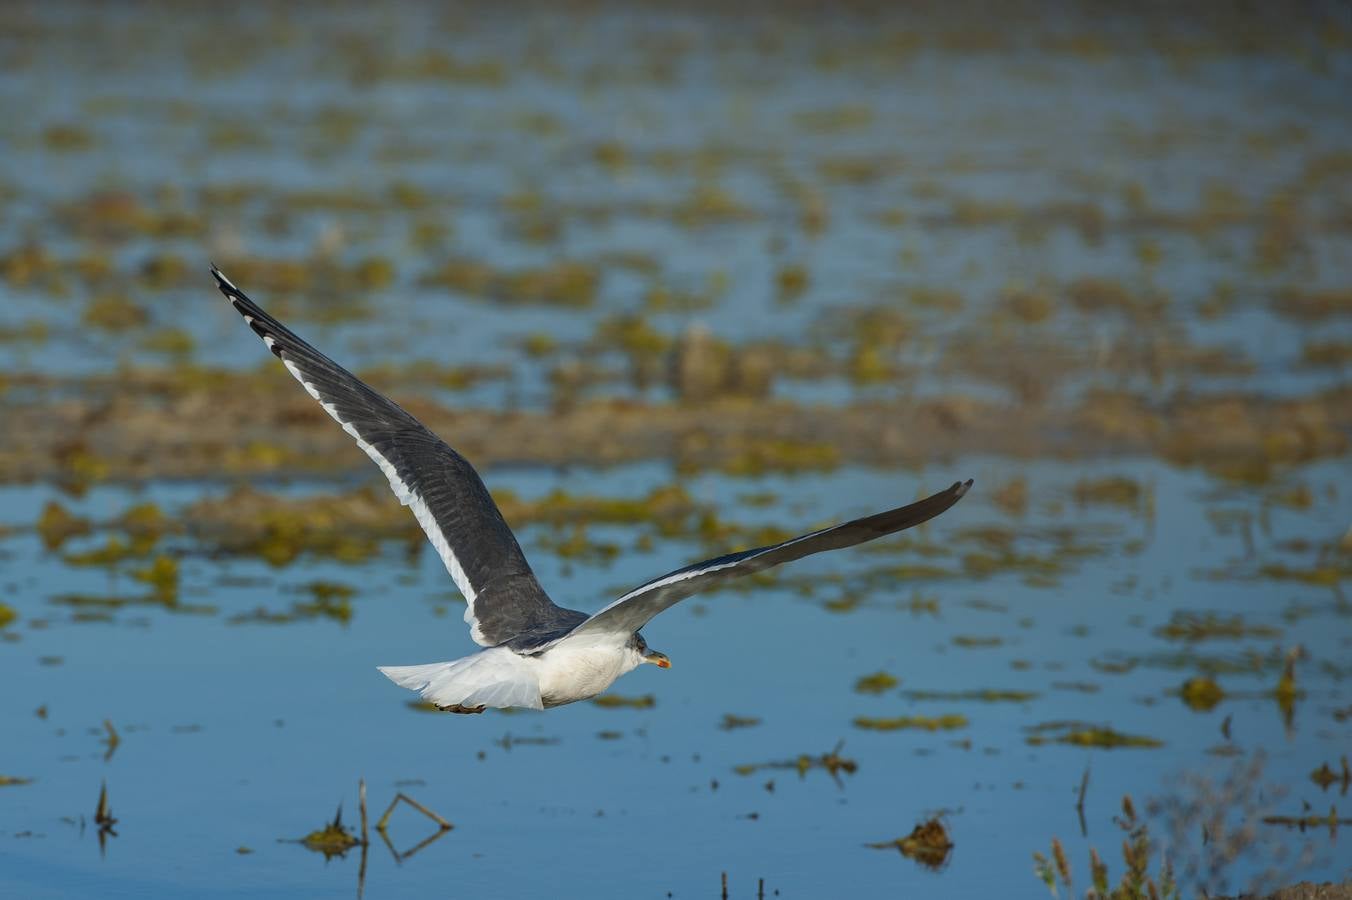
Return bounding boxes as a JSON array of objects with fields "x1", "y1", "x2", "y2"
[{"x1": 211, "y1": 267, "x2": 972, "y2": 713}]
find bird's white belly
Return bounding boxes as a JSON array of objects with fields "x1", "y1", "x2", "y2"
[{"x1": 536, "y1": 646, "x2": 634, "y2": 708}]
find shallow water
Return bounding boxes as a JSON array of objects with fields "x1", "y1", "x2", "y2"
[
  {"x1": 2, "y1": 3, "x2": 1351, "y2": 898},
  {"x1": 3, "y1": 458, "x2": 1349, "y2": 897}
]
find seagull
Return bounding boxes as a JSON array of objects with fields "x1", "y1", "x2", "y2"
[{"x1": 211, "y1": 267, "x2": 972, "y2": 713}]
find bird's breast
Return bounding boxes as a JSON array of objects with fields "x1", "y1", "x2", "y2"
[{"x1": 536, "y1": 645, "x2": 635, "y2": 707}]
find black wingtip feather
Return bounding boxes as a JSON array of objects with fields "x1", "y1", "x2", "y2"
[{"x1": 207, "y1": 266, "x2": 286, "y2": 359}]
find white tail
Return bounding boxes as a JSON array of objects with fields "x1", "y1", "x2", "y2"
[{"x1": 378, "y1": 647, "x2": 543, "y2": 711}]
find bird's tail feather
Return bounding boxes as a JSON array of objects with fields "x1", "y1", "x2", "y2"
[{"x1": 378, "y1": 648, "x2": 543, "y2": 711}]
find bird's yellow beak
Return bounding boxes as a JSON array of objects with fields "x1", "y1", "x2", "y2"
[{"x1": 645, "y1": 651, "x2": 671, "y2": 669}]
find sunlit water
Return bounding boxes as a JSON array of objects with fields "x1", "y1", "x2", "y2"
[{"x1": 2, "y1": 458, "x2": 1349, "y2": 898}]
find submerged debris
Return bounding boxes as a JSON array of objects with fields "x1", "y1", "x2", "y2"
[{"x1": 867, "y1": 818, "x2": 954, "y2": 870}]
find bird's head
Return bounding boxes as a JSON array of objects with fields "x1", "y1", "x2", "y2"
[{"x1": 633, "y1": 632, "x2": 671, "y2": 669}]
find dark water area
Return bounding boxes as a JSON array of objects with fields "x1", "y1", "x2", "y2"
[{"x1": 1, "y1": 3, "x2": 1350, "y2": 897}]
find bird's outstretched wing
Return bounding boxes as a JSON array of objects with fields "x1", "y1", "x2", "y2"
[
  {"x1": 210, "y1": 266, "x2": 583, "y2": 647},
  {"x1": 562, "y1": 480, "x2": 973, "y2": 641}
]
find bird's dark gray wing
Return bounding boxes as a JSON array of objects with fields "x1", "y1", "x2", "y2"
[
  {"x1": 210, "y1": 266, "x2": 583, "y2": 648},
  {"x1": 562, "y1": 480, "x2": 973, "y2": 641}
]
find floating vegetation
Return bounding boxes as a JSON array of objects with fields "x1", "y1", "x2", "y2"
[
  {"x1": 132, "y1": 555, "x2": 179, "y2": 598},
  {"x1": 1073, "y1": 476, "x2": 1146, "y2": 509},
  {"x1": 101, "y1": 719, "x2": 121, "y2": 761},
  {"x1": 82, "y1": 294, "x2": 149, "y2": 331},
  {"x1": 227, "y1": 594, "x2": 353, "y2": 626},
  {"x1": 1025, "y1": 722, "x2": 1162, "y2": 749},
  {"x1": 1179, "y1": 677, "x2": 1225, "y2": 712},
  {"x1": 422, "y1": 257, "x2": 599, "y2": 308},
  {"x1": 298, "y1": 805, "x2": 362, "y2": 860},
  {"x1": 867, "y1": 818, "x2": 954, "y2": 871},
  {"x1": 1155, "y1": 613, "x2": 1280, "y2": 643},
  {"x1": 853, "y1": 671, "x2": 899, "y2": 694},
  {"x1": 951, "y1": 635, "x2": 1002, "y2": 648},
  {"x1": 63, "y1": 537, "x2": 148, "y2": 567},
  {"x1": 733, "y1": 741, "x2": 857, "y2": 785},
  {"x1": 591, "y1": 694, "x2": 655, "y2": 709},
  {"x1": 1309, "y1": 757, "x2": 1350, "y2": 794},
  {"x1": 50, "y1": 591, "x2": 212, "y2": 617},
  {"x1": 853, "y1": 714, "x2": 968, "y2": 732},
  {"x1": 1274, "y1": 646, "x2": 1305, "y2": 730},
  {"x1": 0, "y1": 775, "x2": 34, "y2": 786},
  {"x1": 36, "y1": 501, "x2": 91, "y2": 550},
  {"x1": 0, "y1": 602, "x2": 15, "y2": 629},
  {"x1": 904, "y1": 689, "x2": 1038, "y2": 703},
  {"x1": 1261, "y1": 807, "x2": 1352, "y2": 834},
  {"x1": 94, "y1": 781, "x2": 118, "y2": 854},
  {"x1": 718, "y1": 714, "x2": 761, "y2": 731},
  {"x1": 186, "y1": 486, "x2": 409, "y2": 566}
]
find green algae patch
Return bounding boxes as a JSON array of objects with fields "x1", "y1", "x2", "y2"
[
  {"x1": 853, "y1": 671, "x2": 899, "y2": 695},
  {"x1": 1258, "y1": 562, "x2": 1346, "y2": 586},
  {"x1": 904, "y1": 689, "x2": 1037, "y2": 703},
  {"x1": 853, "y1": 714, "x2": 968, "y2": 732},
  {"x1": 186, "y1": 486, "x2": 411, "y2": 566},
  {"x1": 1155, "y1": 612, "x2": 1280, "y2": 642},
  {"x1": 423, "y1": 257, "x2": 599, "y2": 308},
  {"x1": 1179, "y1": 677, "x2": 1225, "y2": 711},
  {"x1": 82, "y1": 294, "x2": 149, "y2": 331},
  {"x1": 0, "y1": 775, "x2": 34, "y2": 786},
  {"x1": 1026, "y1": 721, "x2": 1163, "y2": 749},
  {"x1": 132, "y1": 555, "x2": 179, "y2": 599},
  {"x1": 63, "y1": 537, "x2": 145, "y2": 567},
  {"x1": 228, "y1": 594, "x2": 353, "y2": 626},
  {"x1": 1072, "y1": 476, "x2": 1145, "y2": 508},
  {"x1": 867, "y1": 818, "x2": 953, "y2": 870},
  {"x1": 591, "y1": 693, "x2": 655, "y2": 709},
  {"x1": 298, "y1": 806, "x2": 362, "y2": 859},
  {"x1": 37, "y1": 501, "x2": 91, "y2": 550},
  {"x1": 0, "y1": 603, "x2": 16, "y2": 629}
]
